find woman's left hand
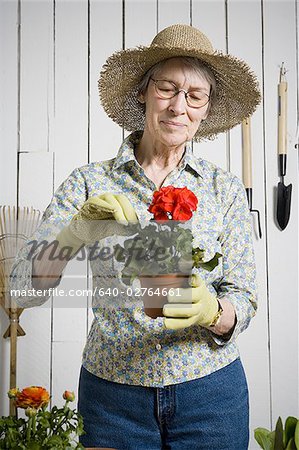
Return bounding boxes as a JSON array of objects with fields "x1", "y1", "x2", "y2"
[{"x1": 163, "y1": 274, "x2": 235, "y2": 335}]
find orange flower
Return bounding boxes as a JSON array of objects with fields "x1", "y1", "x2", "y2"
[
  {"x1": 63, "y1": 390, "x2": 75, "y2": 402},
  {"x1": 15, "y1": 386, "x2": 50, "y2": 410}
]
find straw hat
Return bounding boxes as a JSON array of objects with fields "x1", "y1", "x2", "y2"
[{"x1": 99, "y1": 24, "x2": 261, "y2": 141}]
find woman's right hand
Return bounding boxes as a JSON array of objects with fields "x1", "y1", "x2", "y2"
[
  {"x1": 32, "y1": 193, "x2": 138, "y2": 290},
  {"x1": 56, "y1": 193, "x2": 138, "y2": 256}
]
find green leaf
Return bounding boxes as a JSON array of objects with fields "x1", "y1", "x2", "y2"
[
  {"x1": 294, "y1": 420, "x2": 299, "y2": 449},
  {"x1": 285, "y1": 437, "x2": 297, "y2": 450},
  {"x1": 197, "y1": 252, "x2": 222, "y2": 271},
  {"x1": 44, "y1": 434, "x2": 63, "y2": 446},
  {"x1": 285, "y1": 417, "x2": 298, "y2": 447},
  {"x1": 269, "y1": 431, "x2": 276, "y2": 445},
  {"x1": 274, "y1": 417, "x2": 284, "y2": 450},
  {"x1": 254, "y1": 427, "x2": 274, "y2": 450},
  {"x1": 27, "y1": 442, "x2": 42, "y2": 450},
  {"x1": 113, "y1": 244, "x2": 126, "y2": 262}
]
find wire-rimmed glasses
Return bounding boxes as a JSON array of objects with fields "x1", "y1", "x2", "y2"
[{"x1": 150, "y1": 78, "x2": 210, "y2": 108}]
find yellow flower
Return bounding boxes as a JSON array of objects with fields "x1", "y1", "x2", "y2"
[{"x1": 7, "y1": 387, "x2": 20, "y2": 399}]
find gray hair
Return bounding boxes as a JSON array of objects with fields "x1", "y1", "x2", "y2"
[{"x1": 137, "y1": 57, "x2": 217, "y2": 113}]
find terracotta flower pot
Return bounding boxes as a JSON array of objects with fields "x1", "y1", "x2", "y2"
[{"x1": 139, "y1": 273, "x2": 189, "y2": 319}]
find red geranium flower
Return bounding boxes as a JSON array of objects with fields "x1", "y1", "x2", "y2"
[
  {"x1": 148, "y1": 186, "x2": 198, "y2": 221},
  {"x1": 176, "y1": 187, "x2": 198, "y2": 211},
  {"x1": 148, "y1": 186, "x2": 176, "y2": 218},
  {"x1": 172, "y1": 203, "x2": 194, "y2": 221},
  {"x1": 148, "y1": 207, "x2": 169, "y2": 221}
]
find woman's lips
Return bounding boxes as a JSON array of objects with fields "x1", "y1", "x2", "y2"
[{"x1": 161, "y1": 121, "x2": 186, "y2": 128}]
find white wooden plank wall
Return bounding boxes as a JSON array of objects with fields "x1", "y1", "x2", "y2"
[{"x1": 1, "y1": 1, "x2": 298, "y2": 449}]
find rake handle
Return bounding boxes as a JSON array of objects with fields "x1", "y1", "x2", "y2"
[{"x1": 9, "y1": 309, "x2": 18, "y2": 415}]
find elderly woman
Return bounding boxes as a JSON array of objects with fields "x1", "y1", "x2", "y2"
[{"x1": 10, "y1": 24, "x2": 260, "y2": 450}]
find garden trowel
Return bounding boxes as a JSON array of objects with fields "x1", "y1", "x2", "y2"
[{"x1": 277, "y1": 63, "x2": 292, "y2": 230}]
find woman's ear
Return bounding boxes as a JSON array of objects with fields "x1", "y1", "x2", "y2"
[{"x1": 137, "y1": 92, "x2": 145, "y2": 104}]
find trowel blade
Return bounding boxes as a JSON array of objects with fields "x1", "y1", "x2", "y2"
[{"x1": 277, "y1": 182, "x2": 292, "y2": 230}]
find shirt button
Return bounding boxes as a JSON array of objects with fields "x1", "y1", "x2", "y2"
[{"x1": 156, "y1": 344, "x2": 162, "y2": 350}]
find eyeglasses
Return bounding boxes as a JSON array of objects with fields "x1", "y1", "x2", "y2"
[{"x1": 150, "y1": 78, "x2": 210, "y2": 108}]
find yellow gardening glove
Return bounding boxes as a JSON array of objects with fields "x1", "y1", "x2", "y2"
[
  {"x1": 163, "y1": 273, "x2": 219, "y2": 330},
  {"x1": 56, "y1": 193, "x2": 138, "y2": 256}
]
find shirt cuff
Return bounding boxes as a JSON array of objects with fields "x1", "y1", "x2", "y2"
[
  {"x1": 10, "y1": 257, "x2": 62, "y2": 309},
  {"x1": 208, "y1": 292, "x2": 257, "y2": 346}
]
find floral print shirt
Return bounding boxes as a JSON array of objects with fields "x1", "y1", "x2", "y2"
[{"x1": 10, "y1": 131, "x2": 258, "y2": 387}]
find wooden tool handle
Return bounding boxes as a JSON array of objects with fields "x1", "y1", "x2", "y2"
[
  {"x1": 242, "y1": 117, "x2": 252, "y2": 189},
  {"x1": 278, "y1": 66, "x2": 287, "y2": 155}
]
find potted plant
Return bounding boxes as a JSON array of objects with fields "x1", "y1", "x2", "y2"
[
  {"x1": 254, "y1": 416, "x2": 299, "y2": 450},
  {"x1": 114, "y1": 186, "x2": 221, "y2": 318},
  {"x1": 0, "y1": 386, "x2": 84, "y2": 449}
]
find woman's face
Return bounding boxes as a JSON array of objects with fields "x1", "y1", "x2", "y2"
[{"x1": 140, "y1": 58, "x2": 210, "y2": 148}]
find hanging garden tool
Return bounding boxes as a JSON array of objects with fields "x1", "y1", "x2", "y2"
[
  {"x1": 0, "y1": 205, "x2": 42, "y2": 415},
  {"x1": 242, "y1": 117, "x2": 262, "y2": 239},
  {"x1": 277, "y1": 62, "x2": 292, "y2": 230}
]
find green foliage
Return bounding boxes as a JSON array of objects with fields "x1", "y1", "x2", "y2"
[
  {"x1": 192, "y1": 247, "x2": 222, "y2": 272},
  {"x1": 0, "y1": 401, "x2": 85, "y2": 449},
  {"x1": 255, "y1": 417, "x2": 299, "y2": 450},
  {"x1": 114, "y1": 221, "x2": 221, "y2": 285}
]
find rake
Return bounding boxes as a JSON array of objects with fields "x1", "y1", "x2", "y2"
[{"x1": 0, "y1": 205, "x2": 42, "y2": 415}]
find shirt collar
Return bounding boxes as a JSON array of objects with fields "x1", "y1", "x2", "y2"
[
  {"x1": 112, "y1": 130, "x2": 204, "y2": 178},
  {"x1": 112, "y1": 131, "x2": 143, "y2": 170}
]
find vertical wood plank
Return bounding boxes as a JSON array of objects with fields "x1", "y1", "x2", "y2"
[
  {"x1": 158, "y1": 0, "x2": 190, "y2": 30},
  {"x1": 263, "y1": 0, "x2": 299, "y2": 423},
  {"x1": 297, "y1": 0, "x2": 299, "y2": 131},
  {"x1": 123, "y1": 0, "x2": 157, "y2": 141},
  {"x1": 19, "y1": 152, "x2": 54, "y2": 211},
  {"x1": 53, "y1": 0, "x2": 88, "y2": 187},
  {"x1": 51, "y1": 1, "x2": 89, "y2": 406},
  {"x1": 14, "y1": 0, "x2": 54, "y2": 400},
  {"x1": 52, "y1": 341, "x2": 85, "y2": 410},
  {"x1": 17, "y1": 151, "x2": 54, "y2": 397},
  {"x1": 88, "y1": 0, "x2": 123, "y2": 331},
  {"x1": 228, "y1": 1, "x2": 271, "y2": 445},
  {"x1": 0, "y1": 0, "x2": 18, "y2": 416},
  {"x1": 192, "y1": 0, "x2": 228, "y2": 170},
  {"x1": 192, "y1": 0, "x2": 226, "y2": 49},
  {"x1": 20, "y1": 0, "x2": 53, "y2": 152},
  {"x1": 0, "y1": 0, "x2": 18, "y2": 206},
  {"x1": 52, "y1": 257, "x2": 89, "y2": 347},
  {"x1": 17, "y1": 306, "x2": 52, "y2": 389},
  {"x1": 0, "y1": 313, "x2": 10, "y2": 415},
  {"x1": 125, "y1": 0, "x2": 157, "y2": 47},
  {"x1": 89, "y1": 0, "x2": 123, "y2": 163}
]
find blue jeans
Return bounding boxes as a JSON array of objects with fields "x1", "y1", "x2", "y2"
[{"x1": 78, "y1": 358, "x2": 249, "y2": 450}]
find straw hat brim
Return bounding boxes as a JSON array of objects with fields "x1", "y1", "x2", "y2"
[{"x1": 99, "y1": 45, "x2": 261, "y2": 142}]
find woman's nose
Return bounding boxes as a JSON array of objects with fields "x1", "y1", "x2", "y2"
[{"x1": 168, "y1": 91, "x2": 186, "y2": 114}]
